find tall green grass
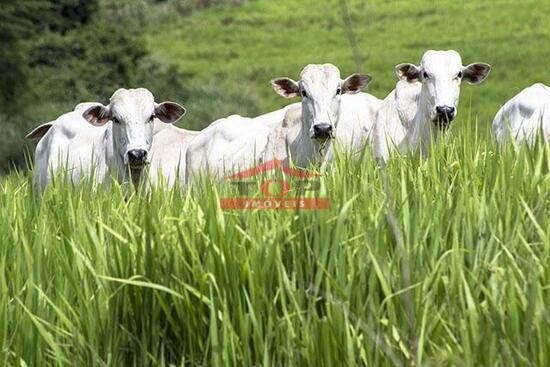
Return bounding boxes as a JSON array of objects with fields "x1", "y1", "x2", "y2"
[{"x1": 1, "y1": 122, "x2": 548, "y2": 366}]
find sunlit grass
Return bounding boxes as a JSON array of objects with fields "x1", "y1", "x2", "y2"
[{"x1": 0, "y1": 122, "x2": 548, "y2": 365}]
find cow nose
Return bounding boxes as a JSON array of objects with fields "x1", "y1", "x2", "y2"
[
  {"x1": 313, "y1": 123, "x2": 333, "y2": 139},
  {"x1": 435, "y1": 106, "x2": 456, "y2": 119},
  {"x1": 434, "y1": 106, "x2": 456, "y2": 128},
  {"x1": 127, "y1": 149, "x2": 147, "y2": 165}
]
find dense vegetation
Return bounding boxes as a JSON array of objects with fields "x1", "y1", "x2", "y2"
[
  {"x1": 1, "y1": 135, "x2": 548, "y2": 365},
  {"x1": 0, "y1": 0, "x2": 548, "y2": 365}
]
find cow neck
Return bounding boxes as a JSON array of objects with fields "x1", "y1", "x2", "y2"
[{"x1": 409, "y1": 85, "x2": 438, "y2": 154}]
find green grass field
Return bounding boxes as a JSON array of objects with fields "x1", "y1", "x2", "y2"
[
  {"x1": 2, "y1": 0, "x2": 550, "y2": 366},
  {"x1": 2, "y1": 132, "x2": 548, "y2": 365}
]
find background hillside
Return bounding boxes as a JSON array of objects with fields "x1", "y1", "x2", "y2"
[
  {"x1": 2, "y1": 0, "x2": 550, "y2": 171},
  {"x1": 146, "y1": 0, "x2": 550, "y2": 129}
]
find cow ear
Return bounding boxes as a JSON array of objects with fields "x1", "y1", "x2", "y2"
[
  {"x1": 342, "y1": 74, "x2": 372, "y2": 94},
  {"x1": 83, "y1": 105, "x2": 111, "y2": 126},
  {"x1": 25, "y1": 122, "x2": 53, "y2": 140},
  {"x1": 155, "y1": 102, "x2": 186, "y2": 124},
  {"x1": 462, "y1": 63, "x2": 491, "y2": 85},
  {"x1": 395, "y1": 63, "x2": 420, "y2": 82},
  {"x1": 271, "y1": 78, "x2": 300, "y2": 98}
]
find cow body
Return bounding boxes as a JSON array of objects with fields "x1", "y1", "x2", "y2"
[
  {"x1": 148, "y1": 123, "x2": 200, "y2": 188},
  {"x1": 186, "y1": 64, "x2": 376, "y2": 183},
  {"x1": 185, "y1": 111, "x2": 289, "y2": 182},
  {"x1": 493, "y1": 83, "x2": 550, "y2": 145},
  {"x1": 327, "y1": 92, "x2": 382, "y2": 162},
  {"x1": 32, "y1": 103, "x2": 111, "y2": 192},
  {"x1": 185, "y1": 91, "x2": 381, "y2": 182},
  {"x1": 28, "y1": 88, "x2": 186, "y2": 192}
]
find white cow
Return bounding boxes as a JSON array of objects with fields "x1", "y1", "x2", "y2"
[
  {"x1": 184, "y1": 112, "x2": 288, "y2": 185},
  {"x1": 147, "y1": 123, "x2": 199, "y2": 188},
  {"x1": 493, "y1": 83, "x2": 550, "y2": 145},
  {"x1": 27, "y1": 88, "x2": 186, "y2": 192},
  {"x1": 185, "y1": 63, "x2": 377, "y2": 183},
  {"x1": 373, "y1": 50, "x2": 491, "y2": 161}
]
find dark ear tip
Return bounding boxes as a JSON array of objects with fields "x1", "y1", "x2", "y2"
[
  {"x1": 360, "y1": 74, "x2": 373, "y2": 87},
  {"x1": 271, "y1": 77, "x2": 290, "y2": 86},
  {"x1": 172, "y1": 103, "x2": 186, "y2": 115},
  {"x1": 156, "y1": 102, "x2": 187, "y2": 123}
]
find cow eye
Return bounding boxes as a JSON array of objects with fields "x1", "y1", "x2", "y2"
[
  {"x1": 112, "y1": 117, "x2": 120, "y2": 124},
  {"x1": 336, "y1": 88, "x2": 342, "y2": 95},
  {"x1": 301, "y1": 89, "x2": 308, "y2": 98},
  {"x1": 456, "y1": 71, "x2": 463, "y2": 79},
  {"x1": 422, "y1": 71, "x2": 430, "y2": 79}
]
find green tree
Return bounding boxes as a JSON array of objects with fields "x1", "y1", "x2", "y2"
[{"x1": 0, "y1": 1, "x2": 49, "y2": 107}]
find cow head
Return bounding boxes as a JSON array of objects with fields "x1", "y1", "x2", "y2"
[
  {"x1": 271, "y1": 64, "x2": 371, "y2": 140},
  {"x1": 396, "y1": 50, "x2": 491, "y2": 129},
  {"x1": 83, "y1": 88, "x2": 186, "y2": 169}
]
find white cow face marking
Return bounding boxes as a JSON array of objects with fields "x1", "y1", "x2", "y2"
[
  {"x1": 271, "y1": 64, "x2": 371, "y2": 140},
  {"x1": 83, "y1": 88, "x2": 186, "y2": 168},
  {"x1": 396, "y1": 50, "x2": 491, "y2": 129}
]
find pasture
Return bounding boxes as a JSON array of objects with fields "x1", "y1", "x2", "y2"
[
  {"x1": 1, "y1": 0, "x2": 549, "y2": 366},
  {"x1": 148, "y1": 0, "x2": 550, "y2": 131}
]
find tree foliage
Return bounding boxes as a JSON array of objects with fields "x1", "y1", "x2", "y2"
[{"x1": 0, "y1": 0, "x2": 101, "y2": 107}]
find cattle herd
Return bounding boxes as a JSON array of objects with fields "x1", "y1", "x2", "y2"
[{"x1": 26, "y1": 50, "x2": 550, "y2": 192}]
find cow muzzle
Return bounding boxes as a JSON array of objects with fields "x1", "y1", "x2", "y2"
[
  {"x1": 433, "y1": 106, "x2": 456, "y2": 129},
  {"x1": 312, "y1": 123, "x2": 334, "y2": 140},
  {"x1": 126, "y1": 149, "x2": 148, "y2": 168}
]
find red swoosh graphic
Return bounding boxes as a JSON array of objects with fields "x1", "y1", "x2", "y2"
[{"x1": 226, "y1": 159, "x2": 320, "y2": 179}]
